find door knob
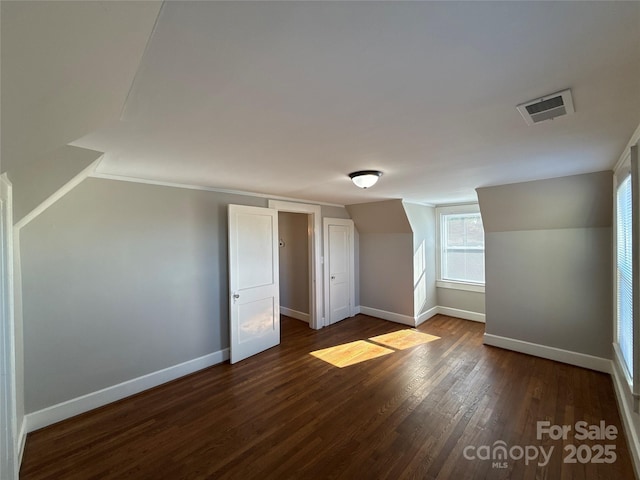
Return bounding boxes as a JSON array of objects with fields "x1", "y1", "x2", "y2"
[
  {"x1": 331, "y1": 276, "x2": 336, "y2": 280},
  {"x1": 233, "y1": 293, "x2": 240, "y2": 299}
]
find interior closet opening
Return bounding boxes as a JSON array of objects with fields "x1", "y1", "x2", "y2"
[{"x1": 278, "y1": 212, "x2": 312, "y2": 329}]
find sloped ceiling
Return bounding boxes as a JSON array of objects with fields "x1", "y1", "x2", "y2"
[
  {"x1": 346, "y1": 199, "x2": 412, "y2": 234},
  {"x1": 0, "y1": 1, "x2": 162, "y2": 174},
  {"x1": 4, "y1": 2, "x2": 640, "y2": 205},
  {"x1": 477, "y1": 171, "x2": 613, "y2": 232}
]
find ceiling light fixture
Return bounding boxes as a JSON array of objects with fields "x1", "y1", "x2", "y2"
[{"x1": 349, "y1": 170, "x2": 383, "y2": 189}]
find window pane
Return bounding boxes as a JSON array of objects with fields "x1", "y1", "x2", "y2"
[
  {"x1": 465, "y1": 217, "x2": 484, "y2": 247},
  {"x1": 446, "y1": 217, "x2": 465, "y2": 246},
  {"x1": 616, "y1": 175, "x2": 633, "y2": 378},
  {"x1": 442, "y1": 212, "x2": 485, "y2": 284}
]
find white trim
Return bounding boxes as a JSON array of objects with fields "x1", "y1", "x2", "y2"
[
  {"x1": 613, "y1": 122, "x2": 640, "y2": 173},
  {"x1": 632, "y1": 145, "x2": 640, "y2": 407},
  {"x1": 358, "y1": 306, "x2": 416, "y2": 327},
  {"x1": 353, "y1": 305, "x2": 361, "y2": 315},
  {"x1": 438, "y1": 306, "x2": 486, "y2": 323},
  {"x1": 0, "y1": 174, "x2": 18, "y2": 480},
  {"x1": 17, "y1": 420, "x2": 26, "y2": 468},
  {"x1": 323, "y1": 218, "x2": 356, "y2": 326},
  {"x1": 483, "y1": 333, "x2": 611, "y2": 373},
  {"x1": 280, "y1": 307, "x2": 309, "y2": 323},
  {"x1": 92, "y1": 172, "x2": 345, "y2": 208},
  {"x1": 436, "y1": 281, "x2": 485, "y2": 293},
  {"x1": 269, "y1": 200, "x2": 324, "y2": 330},
  {"x1": 15, "y1": 158, "x2": 101, "y2": 230},
  {"x1": 25, "y1": 349, "x2": 229, "y2": 433},
  {"x1": 434, "y1": 202, "x2": 482, "y2": 209},
  {"x1": 435, "y1": 203, "x2": 485, "y2": 288},
  {"x1": 611, "y1": 356, "x2": 640, "y2": 479},
  {"x1": 358, "y1": 305, "x2": 484, "y2": 327},
  {"x1": 416, "y1": 306, "x2": 439, "y2": 326},
  {"x1": 614, "y1": 342, "x2": 634, "y2": 390}
]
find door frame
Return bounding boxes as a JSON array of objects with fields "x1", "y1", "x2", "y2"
[
  {"x1": 0, "y1": 174, "x2": 17, "y2": 480},
  {"x1": 323, "y1": 218, "x2": 355, "y2": 324},
  {"x1": 268, "y1": 200, "x2": 323, "y2": 329}
]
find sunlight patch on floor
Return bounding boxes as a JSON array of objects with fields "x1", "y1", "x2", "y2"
[
  {"x1": 369, "y1": 330, "x2": 440, "y2": 350},
  {"x1": 310, "y1": 329, "x2": 441, "y2": 367},
  {"x1": 310, "y1": 340, "x2": 394, "y2": 368}
]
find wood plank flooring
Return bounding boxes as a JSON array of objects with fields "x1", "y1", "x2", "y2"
[{"x1": 20, "y1": 315, "x2": 635, "y2": 479}]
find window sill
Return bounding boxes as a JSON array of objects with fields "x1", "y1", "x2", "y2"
[{"x1": 436, "y1": 280, "x2": 485, "y2": 293}]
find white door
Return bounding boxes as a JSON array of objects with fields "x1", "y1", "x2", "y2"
[
  {"x1": 228, "y1": 205, "x2": 280, "y2": 363},
  {"x1": 324, "y1": 218, "x2": 355, "y2": 325}
]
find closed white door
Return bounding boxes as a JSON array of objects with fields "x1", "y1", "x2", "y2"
[
  {"x1": 324, "y1": 219, "x2": 354, "y2": 325},
  {"x1": 228, "y1": 205, "x2": 280, "y2": 363}
]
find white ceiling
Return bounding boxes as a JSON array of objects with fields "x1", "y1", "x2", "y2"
[{"x1": 9, "y1": 1, "x2": 640, "y2": 206}]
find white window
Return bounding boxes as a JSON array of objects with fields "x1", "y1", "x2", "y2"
[
  {"x1": 616, "y1": 174, "x2": 633, "y2": 379},
  {"x1": 436, "y1": 204, "x2": 485, "y2": 292}
]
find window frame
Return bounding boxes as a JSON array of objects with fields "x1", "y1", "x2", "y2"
[
  {"x1": 615, "y1": 171, "x2": 634, "y2": 385},
  {"x1": 613, "y1": 142, "x2": 640, "y2": 403},
  {"x1": 435, "y1": 204, "x2": 485, "y2": 293}
]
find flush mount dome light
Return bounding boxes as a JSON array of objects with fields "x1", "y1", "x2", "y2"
[{"x1": 349, "y1": 170, "x2": 383, "y2": 189}]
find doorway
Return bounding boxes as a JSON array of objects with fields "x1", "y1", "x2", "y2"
[
  {"x1": 278, "y1": 212, "x2": 311, "y2": 324},
  {"x1": 268, "y1": 200, "x2": 323, "y2": 329}
]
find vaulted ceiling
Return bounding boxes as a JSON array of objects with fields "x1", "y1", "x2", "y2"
[{"x1": 3, "y1": 1, "x2": 639, "y2": 205}]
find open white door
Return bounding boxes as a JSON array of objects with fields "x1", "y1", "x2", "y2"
[
  {"x1": 323, "y1": 218, "x2": 355, "y2": 325},
  {"x1": 228, "y1": 205, "x2": 280, "y2": 364}
]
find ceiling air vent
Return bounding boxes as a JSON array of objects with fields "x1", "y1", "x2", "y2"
[{"x1": 517, "y1": 89, "x2": 574, "y2": 126}]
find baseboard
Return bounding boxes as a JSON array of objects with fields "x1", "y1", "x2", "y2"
[
  {"x1": 358, "y1": 305, "x2": 485, "y2": 328},
  {"x1": 17, "y1": 417, "x2": 26, "y2": 469},
  {"x1": 437, "y1": 306, "x2": 485, "y2": 323},
  {"x1": 611, "y1": 357, "x2": 640, "y2": 479},
  {"x1": 358, "y1": 306, "x2": 416, "y2": 326},
  {"x1": 280, "y1": 307, "x2": 309, "y2": 323},
  {"x1": 416, "y1": 306, "x2": 439, "y2": 326},
  {"x1": 483, "y1": 333, "x2": 611, "y2": 373},
  {"x1": 25, "y1": 349, "x2": 229, "y2": 432}
]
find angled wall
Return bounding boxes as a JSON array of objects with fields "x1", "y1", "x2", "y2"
[
  {"x1": 477, "y1": 171, "x2": 613, "y2": 361},
  {"x1": 347, "y1": 200, "x2": 415, "y2": 320},
  {"x1": 0, "y1": 1, "x2": 162, "y2": 174},
  {"x1": 403, "y1": 202, "x2": 437, "y2": 317}
]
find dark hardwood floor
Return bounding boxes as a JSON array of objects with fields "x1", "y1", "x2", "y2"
[{"x1": 20, "y1": 315, "x2": 635, "y2": 479}]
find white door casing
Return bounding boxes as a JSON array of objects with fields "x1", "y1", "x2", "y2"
[
  {"x1": 0, "y1": 174, "x2": 17, "y2": 480},
  {"x1": 228, "y1": 205, "x2": 280, "y2": 364},
  {"x1": 268, "y1": 200, "x2": 323, "y2": 329},
  {"x1": 323, "y1": 218, "x2": 355, "y2": 325}
]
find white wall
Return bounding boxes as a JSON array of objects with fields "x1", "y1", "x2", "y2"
[
  {"x1": 478, "y1": 171, "x2": 613, "y2": 359},
  {"x1": 437, "y1": 288, "x2": 485, "y2": 315},
  {"x1": 347, "y1": 200, "x2": 415, "y2": 318},
  {"x1": 20, "y1": 178, "x2": 266, "y2": 413},
  {"x1": 18, "y1": 176, "x2": 355, "y2": 420},
  {"x1": 358, "y1": 233, "x2": 414, "y2": 316},
  {"x1": 403, "y1": 203, "x2": 437, "y2": 315}
]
